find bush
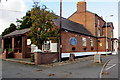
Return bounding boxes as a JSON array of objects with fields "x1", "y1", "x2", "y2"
[
  {"x1": 8, "y1": 48, "x2": 12, "y2": 52},
  {"x1": 31, "y1": 54, "x2": 34, "y2": 62},
  {"x1": 0, "y1": 48, "x2": 2, "y2": 51}
]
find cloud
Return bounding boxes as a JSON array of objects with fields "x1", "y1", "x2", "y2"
[
  {"x1": 40, "y1": 0, "x2": 119, "y2": 2},
  {"x1": 0, "y1": 0, "x2": 26, "y2": 35}
]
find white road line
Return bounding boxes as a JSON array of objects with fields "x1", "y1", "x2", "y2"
[{"x1": 105, "y1": 64, "x2": 116, "y2": 71}]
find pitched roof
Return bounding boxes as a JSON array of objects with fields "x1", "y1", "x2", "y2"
[
  {"x1": 3, "y1": 17, "x2": 93, "y2": 38},
  {"x1": 3, "y1": 28, "x2": 30, "y2": 38},
  {"x1": 102, "y1": 22, "x2": 114, "y2": 28},
  {"x1": 54, "y1": 17, "x2": 93, "y2": 36}
]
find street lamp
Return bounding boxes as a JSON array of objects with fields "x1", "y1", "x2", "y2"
[{"x1": 105, "y1": 15, "x2": 113, "y2": 55}]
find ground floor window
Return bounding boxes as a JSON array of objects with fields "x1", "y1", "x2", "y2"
[
  {"x1": 90, "y1": 39, "x2": 93, "y2": 46},
  {"x1": 42, "y1": 41, "x2": 50, "y2": 52},
  {"x1": 82, "y1": 37, "x2": 86, "y2": 46}
]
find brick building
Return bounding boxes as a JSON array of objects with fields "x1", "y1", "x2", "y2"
[
  {"x1": 2, "y1": 1, "x2": 116, "y2": 60},
  {"x1": 68, "y1": 1, "x2": 114, "y2": 52}
]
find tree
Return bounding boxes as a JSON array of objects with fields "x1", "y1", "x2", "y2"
[
  {"x1": 28, "y1": 5, "x2": 59, "y2": 49},
  {"x1": 2, "y1": 23, "x2": 16, "y2": 36},
  {"x1": 17, "y1": 11, "x2": 32, "y2": 30}
]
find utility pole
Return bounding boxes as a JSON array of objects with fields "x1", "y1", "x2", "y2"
[{"x1": 59, "y1": 0, "x2": 62, "y2": 62}]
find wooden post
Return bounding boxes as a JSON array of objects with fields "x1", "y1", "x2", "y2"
[
  {"x1": 22, "y1": 36, "x2": 27, "y2": 58},
  {"x1": 12, "y1": 37, "x2": 15, "y2": 52}
]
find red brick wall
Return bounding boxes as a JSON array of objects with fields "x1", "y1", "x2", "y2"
[
  {"x1": 95, "y1": 16, "x2": 105, "y2": 36},
  {"x1": 41, "y1": 53, "x2": 59, "y2": 64},
  {"x1": 69, "y1": 11, "x2": 96, "y2": 36},
  {"x1": 61, "y1": 31, "x2": 97, "y2": 53},
  {"x1": 68, "y1": 1, "x2": 113, "y2": 52},
  {"x1": 77, "y1": 1, "x2": 86, "y2": 12},
  {"x1": 14, "y1": 53, "x2": 23, "y2": 59},
  {"x1": 107, "y1": 38, "x2": 112, "y2": 51},
  {"x1": 98, "y1": 38, "x2": 106, "y2": 51},
  {"x1": 34, "y1": 52, "x2": 59, "y2": 64}
]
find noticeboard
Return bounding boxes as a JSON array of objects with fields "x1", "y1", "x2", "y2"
[
  {"x1": 94, "y1": 54, "x2": 101, "y2": 63},
  {"x1": 69, "y1": 37, "x2": 77, "y2": 45}
]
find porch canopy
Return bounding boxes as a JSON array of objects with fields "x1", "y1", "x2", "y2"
[{"x1": 2, "y1": 28, "x2": 30, "y2": 58}]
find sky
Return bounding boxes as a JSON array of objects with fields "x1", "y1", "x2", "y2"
[{"x1": 0, "y1": 0, "x2": 119, "y2": 38}]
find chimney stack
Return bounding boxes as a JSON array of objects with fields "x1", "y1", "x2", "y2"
[{"x1": 77, "y1": 1, "x2": 86, "y2": 12}]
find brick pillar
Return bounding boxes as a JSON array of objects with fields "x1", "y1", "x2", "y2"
[
  {"x1": 34, "y1": 52, "x2": 42, "y2": 65},
  {"x1": 22, "y1": 36, "x2": 27, "y2": 58},
  {"x1": 12, "y1": 37, "x2": 15, "y2": 52},
  {"x1": 2, "y1": 39, "x2": 4, "y2": 53},
  {"x1": 3, "y1": 49, "x2": 8, "y2": 59}
]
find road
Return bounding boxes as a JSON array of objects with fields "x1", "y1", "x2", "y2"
[
  {"x1": 1, "y1": 55, "x2": 117, "y2": 78},
  {"x1": 101, "y1": 51, "x2": 119, "y2": 78}
]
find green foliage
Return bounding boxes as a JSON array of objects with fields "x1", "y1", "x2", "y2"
[
  {"x1": 2, "y1": 23, "x2": 16, "y2": 36},
  {"x1": 0, "y1": 48, "x2": 2, "y2": 51},
  {"x1": 8, "y1": 48, "x2": 12, "y2": 52},
  {"x1": 17, "y1": 11, "x2": 32, "y2": 30},
  {"x1": 30, "y1": 54, "x2": 34, "y2": 62},
  {"x1": 28, "y1": 5, "x2": 59, "y2": 49}
]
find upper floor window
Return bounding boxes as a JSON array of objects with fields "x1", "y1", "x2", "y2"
[
  {"x1": 90, "y1": 39, "x2": 93, "y2": 46},
  {"x1": 97, "y1": 19, "x2": 100, "y2": 27},
  {"x1": 82, "y1": 37, "x2": 86, "y2": 46},
  {"x1": 97, "y1": 29, "x2": 100, "y2": 37}
]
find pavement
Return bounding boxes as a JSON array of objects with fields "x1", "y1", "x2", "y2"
[{"x1": 1, "y1": 54, "x2": 118, "y2": 78}]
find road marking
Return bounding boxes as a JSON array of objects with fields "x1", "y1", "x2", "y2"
[{"x1": 105, "y1": 64, "x2": 116, "y2": 71}]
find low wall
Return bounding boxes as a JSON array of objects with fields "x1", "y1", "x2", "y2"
[
  {"x1": 34, "y1": 52, "x2": 59, "y2": 65},
  {"x1": 14, "y1": 53, "x2": 23, "y2": 59}
]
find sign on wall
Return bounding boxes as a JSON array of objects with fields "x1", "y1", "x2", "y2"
[
  {"x1": 69, "y1": 37, "x2": 77, "y2": 45},
  {"x1": 99, "y1": 42, "x2": 102, "y2": 47},
  {"x1": 27, "y1": 39, "x2": 31, "y2": 45}
]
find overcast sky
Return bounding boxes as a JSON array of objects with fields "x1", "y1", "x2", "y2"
[{"x1": 0, "y1": 0, "x2": 119, "y2": 38}]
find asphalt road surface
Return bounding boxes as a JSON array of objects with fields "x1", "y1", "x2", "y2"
[
  {"x1": 1, "y1": 55, "x2": 117, "y2": 78},
  {"x1": 101, "y1": 51, "x2": 119, "y2": 78}
]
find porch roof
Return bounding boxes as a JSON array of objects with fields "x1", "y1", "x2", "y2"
[{"x1": 3, "y1": 28, "x2": 30, "y2": 38}]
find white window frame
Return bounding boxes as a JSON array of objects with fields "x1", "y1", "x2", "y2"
[
  {"x1": 90, "y1": 39, "x2": 93, "y2": 46},
  {"x1": 42, "y1": 41, "x2": 50, "y2": 52},
  {"x1": 98, "y1": 29, "x2": 100, "y2": 37},
  {"x1": 82, "y1": 37, "x2": 86, "y2": 46},
  {"x1": 97, "y1": 19, "x2": 100, "y2": 27},
  {"x1": 106, "y1": 40, "x2": 108, "y2": 49}
]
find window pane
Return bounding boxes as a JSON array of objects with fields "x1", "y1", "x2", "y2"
[{"x1": 82, "y1": 37, "x2": 86, "y2": 46}]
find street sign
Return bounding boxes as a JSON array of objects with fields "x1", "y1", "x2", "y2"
[{"x1": 94, "y1": 54, "x2": 101, "y2": 63}]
